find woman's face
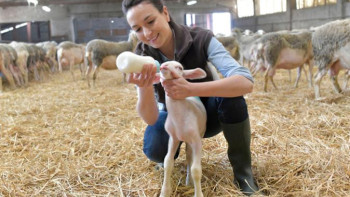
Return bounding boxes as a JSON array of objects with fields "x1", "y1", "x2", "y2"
[{"x1": 126, "y1": 2, "x2": 172, "y2": 49}]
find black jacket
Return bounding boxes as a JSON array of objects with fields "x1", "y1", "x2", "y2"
[{"x1": 135, "y1": 20, "x2": 214, "y2": 105}]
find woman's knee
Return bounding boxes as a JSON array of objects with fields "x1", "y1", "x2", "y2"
[{"x1": 216, "y1": 96, "x2": 248, "y2": 124}]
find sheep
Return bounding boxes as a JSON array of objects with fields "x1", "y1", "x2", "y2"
[
  {"x1": 0, "y1": 46, "x2": 17, "y2": 92},
  {"x1": 85, "y1": 31, "x2": 138, "y2": 87},
  {"x1": 26, "y1": 43, "x2": 51, "y2": 82},
  {"x1": 9, "y1": 41, "x2": 30, "y2": 86},
  {"x1": 312, "y1": 19, "x2": 350, "y2": 99},
  {"x1": 57, "y1": 41, "x2": 86, "y2": 81},
  {"x1": 155, "y1": 61, "x2": 207, "y2": 197},
  {"x1": 251, "y1": 30, "x2": 314, "y2": 91},
  {"x1": 0, "y1": 44, "x2": 23, "y2": 89},
  {"x1": 36, "y1": 41, "x2": 58, "y2": 73},
  {"x1": 236, "y1": 33, "x2": 262, "y2": 69},
  {"x1": 216, "y1": 35, "x2": 240, "y2": 61}
]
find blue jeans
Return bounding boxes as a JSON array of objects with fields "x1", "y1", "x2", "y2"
[{"x1": 143, "y1": 96, "x2": 248, "y2": 163}]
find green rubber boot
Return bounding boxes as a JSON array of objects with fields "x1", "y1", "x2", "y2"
[{"x1": 221, "y1": 118, "x2": 260, "y2": 196}]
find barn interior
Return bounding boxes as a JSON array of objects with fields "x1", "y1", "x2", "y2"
[{"x1": 0, "y1": 0, "x2": 350, "y2": 196}]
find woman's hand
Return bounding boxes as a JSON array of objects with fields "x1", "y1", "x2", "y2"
[
  {"x1": 126, "y1": 63, "x2": 157, "y2": 88},
  {"x1": 161, "y1": 78, "x2": 192, "y2": 99}
]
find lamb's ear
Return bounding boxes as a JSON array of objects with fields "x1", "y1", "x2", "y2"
[
  {"x1": 183, "y1": 68, "x2": 207, "y2": 80},
  {"x1": 153, "y1": 73, "x2": 161, "y2": 84}
]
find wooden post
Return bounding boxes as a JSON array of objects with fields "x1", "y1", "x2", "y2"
[{"x1": 27, "y1": 22, "x2": 32, "y2": 42}]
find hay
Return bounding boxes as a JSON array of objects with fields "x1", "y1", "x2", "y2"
[{"x1": 0, "y1": 68, "x2": 349, "y2": 196}]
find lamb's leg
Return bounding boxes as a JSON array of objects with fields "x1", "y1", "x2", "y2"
[
  {"x1": 185, "y1": 143, "x2": 193, "y2": 186},
  {"x1": 160, "y1": 136, "x2": 180, "y2": 197},
  {"x1": 190, "y1": 140, "x2": 204, "y2": 197}
]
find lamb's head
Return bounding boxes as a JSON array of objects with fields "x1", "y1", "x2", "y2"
[
  {"x1": 160, "y1": 61, "x2": 184, "y2": 80},
  {"x1": 159, "y1": 61, "x2": 207, "y2": 81}
]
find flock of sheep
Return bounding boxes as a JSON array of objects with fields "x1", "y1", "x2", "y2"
[
  {"x1": 0, "y1": 31, "x2": 138, "y2": 93},
  {"x1": 1, "y1": 18, "x2": 349, "y2": 100},
  {"x1": 218, "y1": 18, "x2": 350, "y2": 100}
]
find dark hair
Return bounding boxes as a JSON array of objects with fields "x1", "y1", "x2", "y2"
[{"x1": 122, "y1": 0, "x2": 164, "y2": 15}]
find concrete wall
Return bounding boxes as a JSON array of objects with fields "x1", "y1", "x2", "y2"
[
  {"x1": 3, "y1": 0, "x2": 348, "y2": 43},
  {"x1": 234, "y1": 0, "x2": 350, "y2": 33},
  {"x1": 0, "y1": 1, "x2": 231, "y2": 43}
]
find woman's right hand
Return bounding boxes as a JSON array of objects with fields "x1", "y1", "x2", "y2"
[{"x1": 126, "y1": 63, "x2": 158, "y2": 88}]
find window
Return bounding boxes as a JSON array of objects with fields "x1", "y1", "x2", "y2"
[
  {"x1": 236, "y1": 0, "x2": 254, "y2": 18},
  {"x1": 185, "y1": 12, "x2": 232, "y2": 36},
  {"x1": 296, "y1": 0, "x2": 337, "y2": 9},
  {"x1": 258, "y1": 0, "x2": 287, "y2": 15}
]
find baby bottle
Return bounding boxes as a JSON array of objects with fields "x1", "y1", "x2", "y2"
[{"x1": 116, "y1": 51, "x2": 160, "y2": 73}]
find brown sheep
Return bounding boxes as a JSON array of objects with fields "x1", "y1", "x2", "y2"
[{"x1": 252, "y1": 30, "x2": 314, "y2": 91}]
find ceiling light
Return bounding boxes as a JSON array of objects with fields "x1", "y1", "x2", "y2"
[
  {"x1": 187, "y1": 0, "x2": 197, "y2": 6},
  {"x1": 1, "y1": 27, "x2": 14, "y2": 34},
  {"x1": 15, "y1": 23, "x2": 27, "y2": 29},
  {"x1": 42, "y1": 5, "x2": 51, "y2": 12}
]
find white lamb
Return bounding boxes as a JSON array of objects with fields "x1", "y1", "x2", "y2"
[{"x1": 155, "y1": 61, "x2": 207, "y2": 197}]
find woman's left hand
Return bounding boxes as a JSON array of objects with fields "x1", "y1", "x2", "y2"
[{"x1": 161, "y1": 78, "x2": 192, "y2": 99}]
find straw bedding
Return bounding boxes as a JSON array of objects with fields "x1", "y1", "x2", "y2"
[{"x1": 0, "y1": 68, "x2": 349, "y2": 196}]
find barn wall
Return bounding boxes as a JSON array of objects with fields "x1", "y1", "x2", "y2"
[
  {"x1": 234, "y1": 0, "x2": 350, "y2": 32},
  {"x1": 1, "y1": 0, "x2": 350, "y2": 42},
  {"x1": 0, "y1": 0, "x2": 230, "y2": 43}
]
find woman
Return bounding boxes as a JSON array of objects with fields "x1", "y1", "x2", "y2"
[{"x1": 122, "y1": 0, "x2": 260, "y2": 195}]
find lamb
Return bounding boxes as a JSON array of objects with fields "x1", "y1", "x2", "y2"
[
  {"x1": 312, "y1": 19, "x2": 350, "y2": 99},
  {"x1": 251, "y1": 30, "x2": 314, "y2": 91},
  {"x1": 57, "y1": 41, "x2": 86, "y2": 80},
  {"x1": 85, "y1": 31, "x2": 138, "y2": 87},
  {"x1": 155, "y1": 61, "x2": 207, "y2": 197}
]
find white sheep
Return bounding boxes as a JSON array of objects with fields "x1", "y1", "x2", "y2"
[
  {"x1": 155, "y1": 61, "x2": 207, "y2": 197},
  {"x1": 57, "y1": 41, "x2": 86, "y2": 81},
  {"x1": 312, "y1": 19, "x2": 350, "y2": 99}
]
